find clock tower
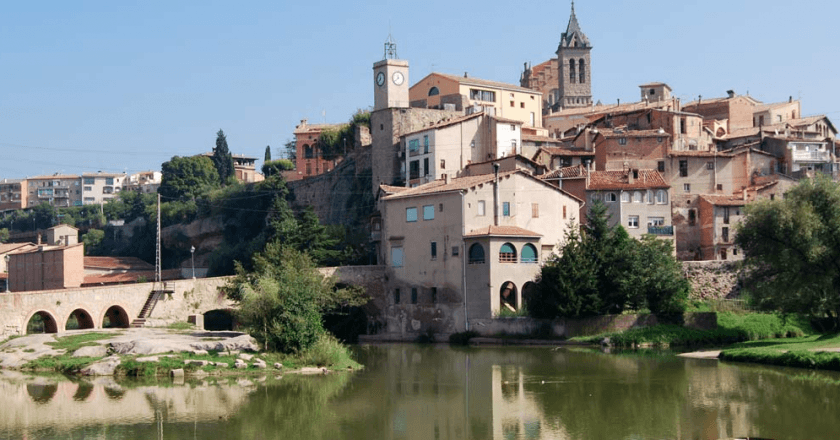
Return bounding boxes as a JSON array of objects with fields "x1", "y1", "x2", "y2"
[{"x1": 373, "y1": 35, "x2": 409, "y2": 111}]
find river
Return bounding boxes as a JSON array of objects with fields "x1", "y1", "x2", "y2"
[{"x1": 1, "y1": 344, "x2": 839, "y2": 439}]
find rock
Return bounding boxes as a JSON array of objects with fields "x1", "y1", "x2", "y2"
[
  {"x1": 73, "y1": 345, "x2": 108, "y2": 358},
  {"x1": 136, "y1": 356, "x2": 159, "y2": 363},
  {"x1": 184, "y1": 360, "x2": 210, "y2": 367},
  {"x1": 238, "y1": 353, "x2": 253, "y2": 361},
  {"x1": 234, "y1": 359, "x2": 248, "y2": 369},
  {"x1": 80, "y1": 356, "x2": 121, "y2": 376},
  {"x1": 252, "y1": 360, "x2": 267, "y2": 369},
  {"x1": 601, "y1": 337, "x2": 611, "y2": 347},
  {"x1": 191, "y1": 349, "x2": 209, "y2": 356},
  {"x1": 273, "y1": 363, "x2": 283, "y2": 370},
  {"x1": 300, "y1": 367, "x2": 328, "y2": 375},
  {"x1": 214, "y1": 362, "x2": 229, "y2": 368},
  {"x1": 170, "y1": 369, "x2": 185, "y2": 378}
]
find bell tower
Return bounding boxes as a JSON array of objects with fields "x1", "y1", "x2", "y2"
[
  {"x1": 556, "y1": 1, "x2": 592, "y2": 109},
  {"x1": 373, "y1": 35, "x2": 409, "y2": 111}
]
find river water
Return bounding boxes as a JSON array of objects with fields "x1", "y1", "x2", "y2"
[{"x1": 2, "y1": 344, "x2": 839, "y2": 440}]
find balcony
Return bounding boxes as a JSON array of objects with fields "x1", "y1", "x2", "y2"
[
  {"x1": 793, "y1": 150, "x2": 830, "y2": 163},
  {"x1": 647, "y1": 225, "x2": 674, "y2": 236}
]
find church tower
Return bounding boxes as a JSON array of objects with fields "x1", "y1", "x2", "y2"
[
  {"x1": 370, "y1": 35, "x2": 410, "y2": 194},
  {"x1": 556, "y1": 2, "x2": 592, "y2": 109}
]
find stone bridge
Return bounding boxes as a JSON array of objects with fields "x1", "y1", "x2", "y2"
[{"x1": 0, "y1": 277, "x2": 235, "y2": 339}]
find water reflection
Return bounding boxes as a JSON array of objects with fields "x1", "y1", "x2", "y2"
[{"x1": 2, "y1": 346, "x2": 840, "y2": 439}]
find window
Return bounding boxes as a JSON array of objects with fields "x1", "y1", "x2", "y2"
[
  {"x1": 647, "y1": 190, "x2": 654, "y2": 204},
  {"x1": 621, "y1": 192, "x2": 630, "y2": 203},
  {"x1": 391, "y1": 247, "x2": 404, "y2": 267},
  {"x1": 722, "y1": 227, "x2": 730, "y2": 243},
  {"x1": 440, "y1": 159, "x2": 445, "y2": 169},
  {"x1": 439, "y1": 203, "x2": 443, "y2": 212},
  {"x1": 683, "y1": 183, "x2": 691, "y2": 193},
  {"x1": 563, "y1": 205, "x2": 567, "y2": 219},
  {"x1": 520, "y1": 102, "x2": 525, "y2": 108},
  {"x1": 409, "y1": 160, "x2": 420, "y2": 179},
  {"x1": 510, "y1": 124, "x2": 516, "y2": 131},
  {"x1": 707, "y1": 161, "x2": 715, "y2": 170},
  {"x1": 521, "y1": 244, "x2": 538, "y2": 263},
  {"x1": 679, "y1": 160, "x2": 688, "y2": 177},
  {"x1": 423, "y1": 135, "x2": 429, "y2": 153},
  {"x1": 510, "y1": 101, "x2": 515, "y2": 107},
  {"x1": 431, "y1": 287, "x2": 438, "y2": 303},
  {"x1": 428, "y1": 87, "x2": 439, "y2": 96},
  {"x1": 716, "y1": 184, "x2": 723, "y2": 191},
  {"x1": 304, "y1": 145, "x2": 314, "y2": 159},
  {"x1": 605, "y1": 193, "x2": 617, "y2": 202},
  {"x1": 511, "y1": 139, "x2": 517, "y2": 151},
  {"x1": 656, "y1": 190, "x2": 668, "y2": 204},
  {"x1": 478, "y1": 200, "x2": 486, "y2": 216},
  {"x1": 579, "y1": 59, "x2": 586, "y2": 83},
  {"x1": 569, "y1": 59, "x2": 576, "y2": 83},
  {"x1": 83, "y1": 186, "x2": 92, "y2": 191},
  {"x1": 83, "y1": 178, "x2": 94, "y2": 185},
  {"x1": 452, "y1": 246, "x2": 459, "y2": 256},
  {"x1": 531, "y1": 203, "x2": 539, "y2": 218},
  {"x1": 633, "y1": 191, "x2": 643, "y2": 203},
  {"x1": 423, "y1": 205, "x2": 434, "y2": 220},
  {"x1": 619, "y1": 137, "x2": 627, "y2": 145},
  {"x1": 648, "y1": 217, "x2": 665, "y2": 226},
  {"x1": 470, "y1": 140, "x2": 475, "y2": 149},
  {"x1": 499, "y1": 243, "x2": 517, "y2": 263},
  {"x1": 430, "y1": 241, "x2": 437, "y2": 259},
  {"x1": 723, "y1": 207, "x2": 730, "y2": 224},
  {"x1": 680, "y1": 117, "x2": 686, "y2": 134},
  {"x1": 105, "y1": 178, "x2": 114, "y2": 185},
  {"x1": 408, "y1": 139, "x2": 420, "y2": 154},
  {"x1": 469, "y1": 89, "x2": 495, "y2": 102},
  {"x1": 423, "y1": 158, "x2": 430, "y2": 176},
  {"x1": 468, "y1": 243, "x2": 485, "y2": 264},
  {"x1": 530, "y1": 112, "x2": 535, "y2": 126},
  {"x1": 628, "y1": 216, "x2": 639, "y2": 228},
  {"x1": 688, "y1": 209, "x2": 696, "y2": 226},
  {"x1": 658, "y1": 161, "x2": 665, "y2": 172},
  {"x1": 406, "y1": 207, "x2": 418, "y2": 222},
  {"x1": 411, "y1": 288, "x2": 418, "y2": 304},
  {"x1": 502, "y1": 202, "x2": 510, "y2": 217},
  {"x1": 394, "y1": 289, "x2": 401, "y2": 304}
]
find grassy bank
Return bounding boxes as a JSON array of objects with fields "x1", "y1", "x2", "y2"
[
  {"x1": 571, "y1": 312, "x2": 813, "y2": 348},
  {"x1": 20, "y1": 332, "x2": 360, "y2": 376},
  {"x1": 719, "y1": 333, "x2": 840, "y2": 371}
]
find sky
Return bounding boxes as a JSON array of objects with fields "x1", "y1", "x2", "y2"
[{"x1": 1, "y1": 0, "x2": 838, "y2": 179}]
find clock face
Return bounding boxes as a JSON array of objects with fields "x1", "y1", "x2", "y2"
[
  {"x1": 392, "y1": 71, "x2": 404, "y2": 85},
  {"x1": 376, "y1": 72, "x2": 385, "y2": 87}
]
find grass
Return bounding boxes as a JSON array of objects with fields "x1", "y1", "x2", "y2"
[
  {"x1": 570, "y1": 312, "x2": 814, "y2": 348},
  {"x1": 166, "y1": 321, "x2": 196, "y2": 331},
  {"x1": 719, "y1": 333, "x2": 840, "y2": 371},
  {"x1": 45, "y1": 332, "x2": 116, "y2": 352}
]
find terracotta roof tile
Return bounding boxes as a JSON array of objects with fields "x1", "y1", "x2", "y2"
[
  {"x1": 539, "y1": 164, "x2": 587, "y2": 180},
  {"x1": 432, "y1": 72, "x2": 540, "y2": 94},
  {"x1": 0, "y1": 243, "x2": 37, "y2": 254},
  {"x1": 521, "y1": 134, "x2": 563, "y2": 144},
  {"x1": 669, "y1": 150, "x2": 733, "y2": 158},
  {"x1": 465, "y1": 225, "x2": 542, "y2": 238},
  {"x1": 401, "y1": 112, "x2": 485, "y2": 137},
  {"x1": 382, "y1": 172, "x2": 512, "y2": 200},
  {"x1": 540, "y1": 146, "x2": 594, "y2": 156},
  {"x1": 588, "y1": 170, "x2": 669, "y2": 190},
  {"x1": 82, "y1": 269, "x2": 182, "y2": 286},
  {"x1": 699, "y1": 195, "x2": 746, "y2": 207},
  {"x1": 84, "y1": 256, "x2": 154, "y2": 271}
]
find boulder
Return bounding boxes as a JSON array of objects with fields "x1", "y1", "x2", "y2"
[
  {"x1": 238, "y1": 353, "x2": 254, "y2": 361},
  {"x1": 252, "y1": 359, "x2": 267, "y2": 369},
  {"x1": 80, "y1": 356, "x2": 121, "y2": 376},
  {"x1": 273, "y1": 363, "x2": 283, "y2": 370},
  {"x1": 170, "y1": 369, "x2": 185, "y2": 378},
  {"x1": 73, "y1": 345, "x2": 108, "y2": 358}
]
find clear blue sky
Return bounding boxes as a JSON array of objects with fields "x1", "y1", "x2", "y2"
[{"x1": 1, "y1": 0, "x2": 838, "y2": 179}]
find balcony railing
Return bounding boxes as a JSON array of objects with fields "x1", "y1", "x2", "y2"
[
  {"x1": 793, "y1": 151, "x2": 830, "y2": 162},
  {"x1": 647, "y1": 225, "x2": 674, "y2": 236}
]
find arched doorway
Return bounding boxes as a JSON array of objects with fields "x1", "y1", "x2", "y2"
[
  {"x1": 27, "y1": 311, "x2": 58, "y2": 334},
  {"x1": 66, "y1": 309, "x2": 95, "y2": 330},
  {"x1": 102, "y1": 306, "x2": 129, "y2": 329},
  {"x1": 500, "y1": 281, "x2": 518, "y2": 312},
  {"x1": 203, "y1": 309, "x2": 236, "y2": 331}
]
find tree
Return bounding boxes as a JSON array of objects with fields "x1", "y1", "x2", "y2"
[
  {"x1": 81, "y1": 229, "x2": 105, "y2": 255},
  {"x1": 264, "y1": 145, "x2": 271, "y2": 162},
  {"x1": 283, "y1": 139, "x2": 296, "y2": 161},
  {"x1": 0, "y1": 228, "x2": 8, "y2": 243},
  {"x1": 262, "y1": 159, "x2": 294, "y2": 178},
  {"x1": 736, "y1": 175, "x2": 840, "y2": 328},
  {"x1": 158, "y1": 155, "x2": 220, "y2": 200},
  {"x1": 213, "y1": 129, "x2": 235, "y2": 184},
  {"x1": 527, "y1": 201, "x2": 688, "y2": 319}
]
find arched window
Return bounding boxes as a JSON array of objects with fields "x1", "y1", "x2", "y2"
[
  {"x1": 621, "y1": 192, "x2": 630, "y2": 203},
  {"x1": 569, "y1": 59, "x2": 576, "y2": 84},
  {"x1": 499, "y1": 243, "x2": 517, "y2": 263},
  {"x1": 304, "y1": 144, "x2": 314, "y2": 159},
  {"x1": 656, "y1": 189, "x2": 668, "y2": 204},
  {"x1": 605, "y1": 192, "x2": 617, "y2": 202},
  {"x1": 633, "y1": 191, "x2": 643, "y2": 203},
  {"x1": 579, "y1": 59, "x2": 586, "y2": 84},
  {"x1": 521, "y1": 244, "x2": 538, "y2": 263},
  {"x1": 428, "y1": 87, "x2": 440, "y2": 96},
  {"x1": 468, "y1": 243, "x2": 485, "y2": 264}
]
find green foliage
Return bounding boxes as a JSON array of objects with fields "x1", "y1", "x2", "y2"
[
  {"x1": 721, "y1": 348, "x2": 840, "y2": 372},
  {"x1": 213, "y1": 129, "x2": 235, "y2": 183},
  {"x1": 528, "y1": 202, "x2": 689, "y2": 319},
  {"x1": 264, "y1": 145, "x2": 271, "y2": 162},
  {"x1": 283, "y1": 139, "x2": 296, "y2": 161},
  {"x1": 81, "y1": 229, "x2": 105, "y2": 255},
  {"x1": 313, "y1": 109, "x2": 371, "y2": 160},
  {"x1": 45, "y1": 332, "x2": 115, "y2": 351},
  {"x1": 0, "y1": 227, "x2": 8, "y2": 243},
  {"x1": 736, "y1": 175, "x2": 840, "y2": 328},
  {"x1": 225, "y1": 245, "x2": 368, "y2": 353},
  {"x1": 159, "y1": 155, "x2": 220, "y2": 200},
  {"x1": 262, "y1": 159, "x2": 294, "y2": 178}
]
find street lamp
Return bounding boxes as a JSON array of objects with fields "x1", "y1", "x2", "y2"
[{"x1": 190, "y1": 246, "x2": 196, "y2": 279}]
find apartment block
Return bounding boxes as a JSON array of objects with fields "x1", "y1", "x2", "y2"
[
  {"x1": 0, "y1": 179, "x2": 27, "y2": 212},
  {"x1": 26, "y1": 175, "x2": 82, "y2": 208},
  {"x1": 81, "y1": 172, "x2": 126, "y2": 205}
]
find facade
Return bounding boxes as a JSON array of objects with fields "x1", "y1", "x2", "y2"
[
  {"x1": 584, "y1": 169, "x2": 673, "y2": 241},
  {"x1": 289, "y1": 120, "x2": 344, "y2": 181},
  {"x1": 25, "y1": 175, "x2": 82, "y2": 208},
  {"x1": 409, "y1": 72, "x2": 543, "y2": 129},
  {"x1": 697, "y1": 195, "x2": 745, "y2": 261},
  {"x1": 125, "y1": 171, "x2": 162, "y2": 194},
  {"x1": 377, "y1": 171, "x2": 581, "y2": 336},
  {"x1": 0, "y1": 179, "x2": 26, "y2": 212},
  {"x1": 7, "y1": 243, "x2": 85, "y2": 292},
  {"x1": 232, "y1": 154, "x2": 263, "y2": 183},
  {"x1": 81, "y1": 172, "x2": 126, "y2": 205}
]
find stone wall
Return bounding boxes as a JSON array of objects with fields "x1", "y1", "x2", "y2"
[{"x1": 682, "y1": 260, "x2": 741, "y2": 300}]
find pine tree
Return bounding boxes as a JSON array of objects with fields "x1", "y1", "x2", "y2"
[{"x1": 213, "y1": 129, "x2": 235, "y2": 183}]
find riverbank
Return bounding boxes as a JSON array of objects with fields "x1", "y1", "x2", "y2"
[
  {"x1": 0, "y1": 327, "x2": 360, "y2": 377},
  {"x1": 718, "y1": 333, "x2": 840, "y2": 371}
]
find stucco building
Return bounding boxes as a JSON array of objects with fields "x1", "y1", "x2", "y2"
[
  {"x1": 81, "y1": 172, "x2": 126, "y2": 205},
  {"x1": 25, "y1": 174, "x2": 82, "y2": 208},
  {"x1": 0, "y1": 179, "x2": 26, "y2": 212}
]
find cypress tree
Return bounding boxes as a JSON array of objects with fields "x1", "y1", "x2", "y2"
[
  {"x1": 264, "y1": 145, "x2": 271, "y2": 162},
  {"x1": 213, "y1": 129, "x2": 235, "y2": 183}
]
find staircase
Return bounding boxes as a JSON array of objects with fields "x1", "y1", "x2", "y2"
[{"x1": 130, "y1": 290, "x2": 163, "y2": 328}]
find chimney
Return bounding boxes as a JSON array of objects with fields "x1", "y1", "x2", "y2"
[
  {"x1": 493, "y1": 163, "x2": 500, "y2": 226},
  {"x1": 37, "y1": 234, "x2": 42, "y2": 245},
  {"x1": 464, "y1": 72, "x2": 468, "y2": 78},
  {"x1": 727, "y1": 90, "x2": 735, "y2": 98},
  {"x1": 443, "y1": 174, "x2": 450, "y2": 184},
  {"x1": 628, "y1": 169, "x2": 636, "y2": 184},
  {"x1": 789, "y1": 96, "x2": 793, "y2": 103}
]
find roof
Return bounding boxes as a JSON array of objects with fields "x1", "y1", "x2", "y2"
[
  {"x1": 698, "y1": 195, "x2": 746, "y2": 207},
  {"x1": 430, "y1": 72, "x2": 540, "y2": 94},
  {"x1": 521, "y1": 134, "x2": 564, "y2": 144},
  {"x1": 669, "y1": 150, "x2": 733, "y2": 158},
  {"x1": 383, "y1": 172, "x2": 511, "y2": 200},
  {"x1": 401, "y1": 112, "x2": 484, "y2": 137},
  {"x1": 81, "y1": 172, "x2": 126, "y2": 178},
  {"x1": 84, "y1": 256, "x2": 155, "y2": 271},
  {"x1": 293, "y1": 122, "x2": 346, "y2": 134},
  {"x1": 539, "y1": 164, "x2": 587, "y2": 180},
  {"x1": 599, "y1": 128, "x2": 670, "y2": 138},
  {"x1": 464, "y1": 225, "x2": 542, "y2": 238},
  {"x1": 638, "y1": 82, "x2": 672, "y2": 90},
  {"x1": 683, "y1": 94, "x2": 762, "y2": 107},
  {"x1": 7, "y1": 243, "x2": 83, "y2": 255},
  {"x1": 82, "y1": 269, "x2": 182, "y2": 286},
  {"x1": 0, "y1": 243, "x2": 37, "y2": 255},
  {"x1": 27, "y1": 174, "x2": 80, "y2": 180},
  {"x1": 753, "y1": 100, "x2": 797, "y2": 112},
  {"x1": 539, "y1": 146, "x2": 594, "y2": 157},
  {"x1": 559, "y1": 2, "x2": 590, "y2": 48},
  {"x1": 588, "y1": 170, "x2": 669, "y2": 190}
]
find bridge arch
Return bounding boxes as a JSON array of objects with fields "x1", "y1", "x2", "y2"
[
  {"x1": 66, "y1": 308, "x2": 95, "y2": 331},
  {"x1": 102, "y1": 306, "x2": 130, "y2": 329},
  {"x1": 203, "y1": 308, "x2": 237, "y2": 331},
  {"x1": 25, "y1": 311, "x2": 59, "y2": 334}
]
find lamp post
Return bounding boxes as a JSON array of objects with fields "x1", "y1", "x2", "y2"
[
  {"x1": 4, "y1": 255, "x2": 10, "y2": 293},
  {"x1": 190, "y1": 246, "x2": 196, "y2": 279}
]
